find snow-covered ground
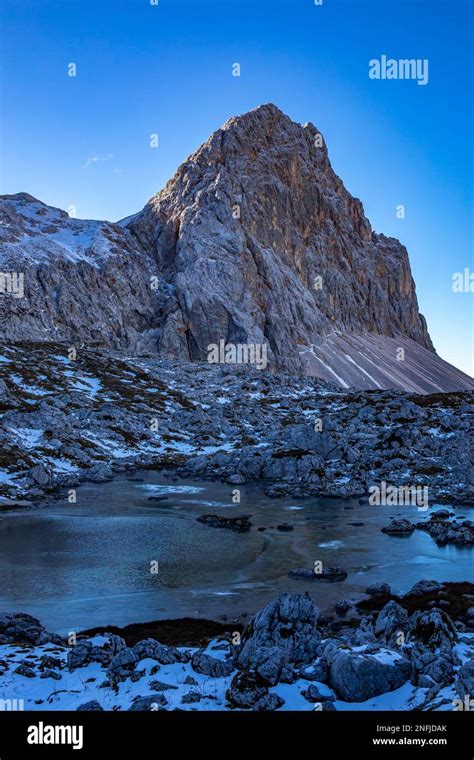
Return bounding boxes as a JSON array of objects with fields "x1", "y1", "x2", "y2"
[{"x1": 1, "y1": 633, "x2": 473, "y2": 712}]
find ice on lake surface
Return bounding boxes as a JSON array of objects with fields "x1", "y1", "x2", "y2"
[{"x1": 0, "y1": 472, "x2": 471, "y2": 633}]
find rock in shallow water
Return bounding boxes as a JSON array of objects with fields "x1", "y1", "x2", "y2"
[
  {"x1": 288, "y1": 566, "x2": 347, "y2": 582},
  {"x1": 381, "y1": 519, "x2": 414, "y2": 536},
  {"x1": 196, "y1": 514, "x2": 252, "y2": 532}
]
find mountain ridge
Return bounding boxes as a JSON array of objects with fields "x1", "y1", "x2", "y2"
[{"x1": 1, "y1": 103, "x2": 472, "y2": 393}]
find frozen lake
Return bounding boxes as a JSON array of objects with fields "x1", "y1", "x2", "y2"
[{"x1": 0, "y1": 472, "x2": 471, "y2": 633}]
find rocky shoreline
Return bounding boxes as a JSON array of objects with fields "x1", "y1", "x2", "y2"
[
  {"x1": 1, "y1": 343, "x2": 472, "y2": 508},
  {"x1": 1, "y1": 581, "x2": 473, "y2": 711}
]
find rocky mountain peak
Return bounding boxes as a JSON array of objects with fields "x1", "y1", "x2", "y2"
[
  {"x1": 1, "y1": 105, "x2": 472, "y2": 392},
  {"x1": 124, "y1": 105, "x2": 447, "y2": 389}
]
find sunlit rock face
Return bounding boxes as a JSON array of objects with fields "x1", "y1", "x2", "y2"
[
  {"x1": 1, "y1": 106, "x2": 472, "y2": 392},
  {"x1": 0, "y1": 193, "x2": 160, "y2": 352},
  {"x1": 125, "y1": 103, "x2": 469, "y2": 391}
]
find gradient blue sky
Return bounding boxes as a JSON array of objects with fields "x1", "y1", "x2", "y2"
[{"x1": 1, "y1": 0, "x2": 472, "y2": 373}]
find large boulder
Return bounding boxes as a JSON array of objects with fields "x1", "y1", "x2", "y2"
[
  {"x1": 406, "y1": 608, "x2": 457, "y2": 650},
  {"x1": 29, "y1": 463, "x2": 50, "y2": 486},
  {"x1": 132, "y1": 638, "x2": 188, "y2": 665},
  {"x1": 455, "y1": 658, "x2": 474, "y2": 699},
  {"x1": 191, "y1": 652, "x2": 233, "y2": 678},
  {"x1": 405, "y1": 580, "x2": 442, "y2": 597},
  {"x1": 411, "y1": 649, "x2": 454, "y2": 688},
  {"x1": 104, "y1": 634, "x2": 126, "y2": 657},
  {"x1": 374, "y1": 601, "x2": 409, "y2": 646},
  {"x1": 326, "y1": 647, "x2": 411, "y2": 702},
  {"x1": 235, "y1": 593, "x2": 321, "y2": 679},
  {"x1": 226, "y1": 671, "x2": 268, "y2": 709},
  {"x1": 67, "y1": 641, "x2": 111, "y2": 670},
  {"x1": 107, "y1": 647, "x2": 138, "y2": 680},
  {"x1": 0, "y1": 613, "x2": 46, "y2": 645}
]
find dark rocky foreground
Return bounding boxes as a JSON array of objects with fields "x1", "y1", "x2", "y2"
[
  {"x1": 0, "y1": 343, "x2": 472, "y2": 507},
  {"x1": 0, "y1": 582, "x2": 473, "y2": 711}
]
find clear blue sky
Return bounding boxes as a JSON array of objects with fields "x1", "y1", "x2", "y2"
[{"x1": 1, "y1": 0, "x2": 472, "y2": 374}]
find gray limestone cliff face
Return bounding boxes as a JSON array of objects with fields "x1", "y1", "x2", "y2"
[
  {"x1": 125, "y1": 103, "x2": 433, "y2": 370},
  {"x1": 0, "y1": 193, "x2": 159, "y2": 352},
  {"x1": 1, "y1": 106, "x2": 472, "y2": 392}
]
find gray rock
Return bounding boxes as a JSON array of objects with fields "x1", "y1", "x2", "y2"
[
  {"x1": 412, "y1": 649, "x2": 454, "y2": 687},
  {"x1": 88, "y1": 464, "x2": 113, "y2": 483},
  {"x1": 39, "y1": 668, "x2": 62, "y2": 680},
  {"x1": 366, "y1": 583, "x2": 391, "y2": 597},
  {"x1": 181, "y1": 692, "x2": 202, "y2": 704},
  {"x1": 104, "y1": 634, "x2": 126, "y2": 656},
  {"x1": 107, "y1": 647, "x2": 138, "y2": 679},
  {"x1": 132, "y1": 638, "x2": 186, "y2": 665},
  {"x1": 191, "y1": 652, "x2": 233, "y2": 678},
  {"x1": 29, "y1": 464, "x2": 50, "y2": 486},
  {"x1": 405, "y1": 580, "x2": 442, "y2": 597},
  {"x1": 288, "y1": 566, "x2": 347, "y2": 582},
  {"x1": 67, "y1": 643, "x2": 93, "y2": 670},
  {"x1": 335, "y1": 600, "x2": 352, "y2": 616},
  {"x1": 242, "y1": 645, "x2": 293, "y2": 687},
  {"x1": 416, "y1": 518, "x2": 474, "y2": 547},
  {"x1": 407, "y1": 608, "x2": 457, "y2": 650},
  {"x1": 327, "y1": 648, "x2": 411, "y2": 702},
  {"x1": 465, "y1": 607, "x2": 474, "y2": 623},
  {"x1": 252, "y1": 693, "x2": 285, "y2": 711},
  {"x1": 196, "y1": 514, "x2": 252, "y2": 532},
  {"x1": 236, "y1": 593, "x2": 321, "y2": 675},
  {"x1": 302, "y1": 683, "x2": 336, "y2": 702},
  {"x1": 3, "y1": 105, "x2": 472, "y2": 394},
  {"x1": 77, "y1": 701, "x2": 103, "y2": 711},
  {"x1": 381, "y1": 519, "x2": 414, "y2": 536},
  {"x1": 455, "y1": 658, "x2": 474, "y2": 699},
  {"x1": 0, "y1": 613, "x2": 46, "y2": 645},
  {"x1": 14, "y1": 664, "x2": 35, "y2": 678},
  {"x1": 374, "y1": 601, "x2": 409, "y2": 645},
  {"x1": 227, "y1": 474, "x2": 246, "y2": 485},
  {"x1": 299, "y1": 659, "x2": 329, "y2": 683},
  {"x1": 149, "y1": 680, "x2": 178, "y2": 692},
  {"x1": 129, "y1": 694, "x2": 167, "y2": 711},
  {"x1": 226, "y1": 671, "x2": 268, "y2": 709},
  {"x1": 352, "y1": 617, "x2": 377, "y2": 646},
  {"x1": 319, "y1": 701, "x2": 337, "y2": 711}
]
